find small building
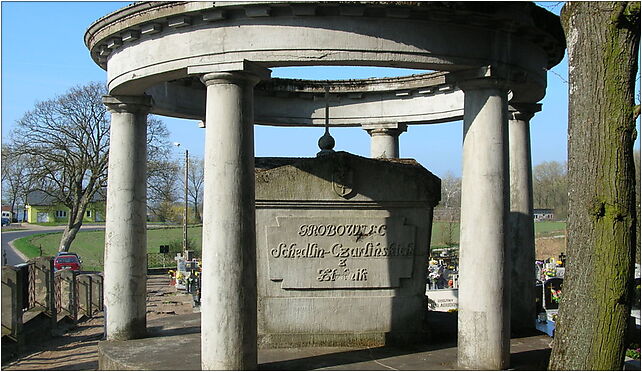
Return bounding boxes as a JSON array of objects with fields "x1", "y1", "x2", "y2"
[
  {"x1": 1, "y1": 206, "x2": 12, "y2": 221},
  {"x1": 533, "y1": 208, "x2": 555, "y2": 222},
  {"x1": 25, "y1": 191, "x2": 105, "y2": 223}
]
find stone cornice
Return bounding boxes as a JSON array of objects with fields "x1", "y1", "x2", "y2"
[
  {"x1": 254, "y1": 71, "x2": 458, "y2": 103},
  {"x1": 257, "y1": 71, "x2": 450, "y2": 94},
  {"x1": 85, "y1": 1, "x2": 565, "y2": 71},
  {"x1": 102, "y1": 95, "x2": 153, "y2": 114}
]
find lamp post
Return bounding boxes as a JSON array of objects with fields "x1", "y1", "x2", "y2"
[{"x1": 174, "y1": 142, "x2": 189, "y2": 253}]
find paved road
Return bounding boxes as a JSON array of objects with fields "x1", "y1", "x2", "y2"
[{"x1": 1, "y1": 225, "x2": 104, "y2": 266}]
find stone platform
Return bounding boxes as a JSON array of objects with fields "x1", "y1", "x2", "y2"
[{"x1": 98, "y1": 312, "x2": 555, "y2": 370}]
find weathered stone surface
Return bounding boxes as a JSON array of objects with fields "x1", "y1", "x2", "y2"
[
  {"x1": 255, "y1": 152, "x2": 440, "y2": 347},
  {"x1": 32, "y1": 257, "x2": 56, "y2": 322},
  {"x1": 88, "y1": 274, "x2": 104, "y2": 315},
  {"x1": 103, "y1": 95, "x2": 150, "y2": 341},
  {"x1": 200, "y1": 71, "x2": 262, "y2": 370},
  {"x1": 266, "y1": 216, "x2": 415, "y2": 289},
  {"x1": 76, "y1": 275, "x2": 93, "y2": 318},
  {"x1": 1, "y1": 266, "x2": 24, "y2": 340},
  {"x1": 57, "y1": 270, "x2": 77, "y2": 321},
  {"x1": 85, "y1": 2, "x2": 564, "y2": 106}
]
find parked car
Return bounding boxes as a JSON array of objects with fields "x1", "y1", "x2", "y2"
[
  {"x1": 53, "y1": 254, "x2": 82, "y2": 271},
  {"x1": 56, "y1": 251, "x2": 81, "y2": 260},
  {"x1": 1, "y1": 218, "x2": 10, "y2": 226}
]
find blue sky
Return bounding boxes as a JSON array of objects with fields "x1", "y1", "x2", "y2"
[{"x1": 1, "y1": 2, "x2": 639, "y2": 178}]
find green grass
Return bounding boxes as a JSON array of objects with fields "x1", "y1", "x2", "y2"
[
  {"x1": 13, "y1": 220, "x2": 568, "y2": 271},
  {"x1": 534, "y1": 221, "x2": 567, "y2": 237},
  {"x1": 429, "y1": 220, "x2": 566, "y2": 248},
  {"x1": 146, "y1": 226, "x2": 203, "y2": 252},
  {"x1": 13, "y1": 226, "x2": 203, "y2": 272},
  {"x1": 12, "y1": 234, "x2": 48, "y2": 258},
  {"x1": 29, "y1": 222, "x2": 107, "y2": 227},
  {"x1": 430, "y1": 221, "x2": 460, "y2": 248}
]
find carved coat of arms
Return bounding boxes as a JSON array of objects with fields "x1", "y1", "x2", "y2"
[{"x1": 332, "y1": 162, "x2": 354, "y2": 198}]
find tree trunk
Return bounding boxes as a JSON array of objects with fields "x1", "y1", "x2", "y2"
[
  {"x1": 58, "y1": 202, "x2": 89, "y2": 252},
  {"x1": 549, "y1": 2, "x2": 639, "y2": 370},
  {"x1": 194, "y1": 199, "x2": 201, "y2": 222}
]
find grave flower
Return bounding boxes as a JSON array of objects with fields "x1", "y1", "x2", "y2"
[
  {"x1": 626, "y1": 347, "x2": 640, "y2": 360},
  {"x1": 543, "y1": 268, "x2": 557, "y2": 279}
]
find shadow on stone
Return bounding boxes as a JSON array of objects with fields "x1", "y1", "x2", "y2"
[
  {"x1": 147, "y1": 325, "x2": 201, "y2": 338},
  {"x1": 509, "y1": 348, "x2": 551, "y2": 370},
  {"x1": 49, "y1": 360, "x2": 99, "y2": 370},
  {"x1": 425, "y1": 311, "x2": 458, "y2": 343},
  {"x1": 259, "y1": 343, "x2": 456, "y2": 370}
]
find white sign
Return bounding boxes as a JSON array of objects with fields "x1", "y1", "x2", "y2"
[{"x1": 426, "y1": 288, "x2": 459, "y2": 312}]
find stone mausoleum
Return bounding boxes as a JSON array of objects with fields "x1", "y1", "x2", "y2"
[
  {"x1": 85, "y1": 1, "x2": 565, "y2": 370},
  {"x1": 255, "y1": 153, "x2": 440, "y2": 346}
]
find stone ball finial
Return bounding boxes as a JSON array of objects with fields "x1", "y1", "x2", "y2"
[{"x1": 317, "y1": 129, "x2": 335, "y2": 156}]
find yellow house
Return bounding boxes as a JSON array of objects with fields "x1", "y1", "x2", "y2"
[{"x1": 25, "y1": 191, "x2": 105, "y2": 224}]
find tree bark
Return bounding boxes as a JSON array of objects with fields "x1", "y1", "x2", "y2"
[
  {"x1": 549, "y1": 2, "x2": 640, "y2": 370},
  {"x1": 58, "y1": 199, "x2": 91, "y2": 252}
]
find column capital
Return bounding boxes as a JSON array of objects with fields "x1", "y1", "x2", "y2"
[
  {"x1": 201, "y1": 71, "x2": 263, "y2": 87},
  {"x1": 509, "y1": 102, "x2": 542, "y2": 121},
  {"x1": 102, "y1": 95, "x2": 152, "y2": 114},
  {"x1": 362, "y1": 122, "x2": 407, "y2": 137},
  {"x1": 192, "y1": 60, "x2": 272, "y2": 87},
  {"x1": 446, "y1": 65, "x2": 522, "y2": 92}
]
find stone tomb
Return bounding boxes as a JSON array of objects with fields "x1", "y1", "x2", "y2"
[{"x1": 255, "y1": 152, "x2": 440, "y2": 347}]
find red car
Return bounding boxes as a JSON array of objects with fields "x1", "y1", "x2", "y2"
[{"x1": 54, "y1": 254, "x2": 81, "y2": 271}]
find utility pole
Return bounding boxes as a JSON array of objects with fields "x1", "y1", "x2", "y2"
[
  {"x1": 174, "y1": 142, "x2": 189, "y2": 254},
  {"x1": 183, "y1": 149, "x2": 189, "y2": 253}
]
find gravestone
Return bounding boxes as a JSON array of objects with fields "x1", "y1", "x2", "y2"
[
  {"x1": 535, "y1": 281, "x2": 544, "y2": 315},
  {"x1": 543, "y1": 277, "x2": 563, "y2": 311},
  {"x1": 255, "y1": 152, "x2": 440, "y2": 347},
  {"x1": 425, "y1": 289, "x2": 459, "y2": 312}
]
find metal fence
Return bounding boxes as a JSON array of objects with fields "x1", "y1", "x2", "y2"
[
  {"x1": 2, "y1": 257, "x2": 102, "y2": 363},
  {"x1": 147, "y1": 252, "x2": 173, "y2": 269}
]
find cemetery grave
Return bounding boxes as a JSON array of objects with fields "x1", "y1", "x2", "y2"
[{"x1": 254, "y1": 152, "x2": 440, "y2": 346}]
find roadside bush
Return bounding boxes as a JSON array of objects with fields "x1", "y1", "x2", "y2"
[{"x1": 168, "y1": 238, "x2": 200, "y2": 256}]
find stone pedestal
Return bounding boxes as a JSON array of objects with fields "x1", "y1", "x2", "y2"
[
  {"x1": 255, "y1": 152, "x2": 440, "y2": 347},
  {"x1": 103, "y1": 95, "x2": 151, "y2": 341},
  {"x1": 457, "y1": 79, "x2": 510, "y2": 370}
]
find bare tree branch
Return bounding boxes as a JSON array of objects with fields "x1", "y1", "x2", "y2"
[{"x1": 8, "y1": 82, "x2": 171, "y2": 251}]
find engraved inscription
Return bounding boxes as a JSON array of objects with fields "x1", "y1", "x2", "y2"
[
  {"x1": 317, "y1": 268, "x2": 368, "y2": 282},
  {"x1": 270, "y1": 242, "x2": 326, "y2": 258},
  {"x1": 297, "y1": 224, "x2": 387, "y2": 237},
  {"x1": 266, "y1": 217, "x2": 416, "y2": 289}
]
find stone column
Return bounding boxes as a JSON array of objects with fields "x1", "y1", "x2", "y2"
[
  {"x1": 200, "y1": 71, "x2": 263, "y2": 370},
  {"x1": 457, "y1": 78, "x2": 510, "y2": 370},
  {"x1": 508, "y1": 103, "x2": 540, "y2": 333},
  {"x1": 102, "y1": 95, "x2": 151, "y2": 341},
  {"x1": 363, "y1": 123, "x2": 407, "y2": 158}
]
